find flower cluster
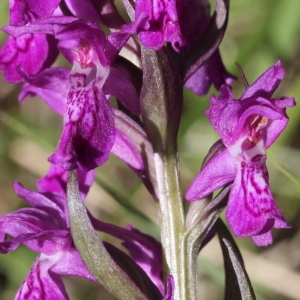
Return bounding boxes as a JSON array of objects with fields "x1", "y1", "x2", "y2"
[{"x1": 0, "y1": 0, "x2": 296, "y2": 298}]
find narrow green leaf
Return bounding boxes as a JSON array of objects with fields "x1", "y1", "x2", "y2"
[
  {"x1": 215, "y1": 219, "x2": 256, "y2": 300},
  {"x1": 183, "y1": 185, "x2": 230, "y2": 300},
  {"x1": 67, "y1": 170, "x2": 148, "y2": 300}
]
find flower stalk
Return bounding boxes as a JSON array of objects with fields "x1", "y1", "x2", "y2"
[
  {"x1": 154, "y1": 151, "x2": 186, "y2": 299},
  {"x1": 140, "y1": 46, "x2": 187, "y2": 299}
]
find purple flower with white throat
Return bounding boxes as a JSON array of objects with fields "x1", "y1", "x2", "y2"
[
  {"x1": 5, "y1": 17, "x2": 141, "y2": 171},
  {"x1": 45, "y1": 19, "x2": 116, "y2": 171},
  {"x1": 186, "y1": 60, "x2": 296, "y2": 246}
]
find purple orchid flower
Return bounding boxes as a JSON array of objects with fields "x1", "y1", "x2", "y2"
[
  {"x1": 0, "y1": 166, "x2": 165, "y2": 298},
  {"x1": 19, "y1": 65, "x2": 150, "y2": 171},
  {"x1": 4, "y1": 18, "x2": 113, "y2": 171},
  {"x1": 48, "y1": 62, "x2": 116, "y2": 171},
  {"x1": 186, "y1": 60, "x2": 296, "y2": 246},
  {"x1": 121, "y1": 0, "x2": 234, "y2": 95},
  {"x1": 0, "y1": 0, "x2": 60, "y2": 82},
  {"x1": 5, "y1": 16, "x2": 141, "y2": 171},
  {"x1": 120, "y1": 0, "x2": 187, "y2": 52}
]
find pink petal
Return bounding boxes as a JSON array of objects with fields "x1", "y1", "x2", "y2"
[
  {"x1": 0, "y1": 34, "x2": 58, "y2": 83},
  {"x1": 19, "y1": 67, "x2": 70, "y2": 115},
  {"x1": 49, "y1": 72, "x2": 115, "y2": 171},
  {"x1": 186, "y1": 148, "x2": 237, "y2": 201},
  {"x1": 226, "y1": 158, "x2": 289, "y2": 245},
  {"x1": 15, "y1": 255, "x2": 69, "y2": 300},
  {"x1": 241, "y1": 59, "x2": 285, "y2": 100}
]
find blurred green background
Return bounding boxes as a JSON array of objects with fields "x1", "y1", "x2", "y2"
[{"x1": 0, "y1": 0, "x2": 300, "y2": 299}]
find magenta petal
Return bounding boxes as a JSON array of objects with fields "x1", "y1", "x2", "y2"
[
  {"x1": 112, "y1": 129, "x2": 144, "y2": 170},
  {"x1": 163, "y1": 275, "x2": 174, "y2": 300},
  {"x1": 263, "y1": 97, "x2": 295, "y2": 148},
  {"x1": 49, "y1": 74, "x2": 116, "y2": 171},
  {"x1": 184, "y1": 64, "x2": 211, "y2": 96},
  {"x1": 206, "y1": 86, "x2": 238, "y2": 146},
  {"x1": 13, "y1": 182, "x2": 66, "y2": 218},
  {"x1": 122, "y1": 226, "x2": 164, "y2": 294},
  {"x1": 3, "y1": 17, "x2": 78, "y2": 37},
  {"x1": 0, "y1": 34, "x2": 58, "y2": 83},
  {"x1": 64, "y1": 0, "x2": 101, "y2": 21},
  {"x1": 226, "y1": 160, "x2": 289, "y2": 245},
  {"x1": 138, "y1": 31, "x2": 164, "y2": 51},
  {"x1": 10, "y1": 0, "x2": 61, "y2": 25},
  {"x1": 19, "y1": 67, "x2": 70, "y2": 115},
  {"x1": 89, "y1": 216, "x2": 163, "y2": 294},
  {"x1": 186, "y1": 148, "x2": 237, "y2": 201},
  {"x1": 0, "y1": 230, "x2": 70, "y2": 255},
  {"x1": 0, "y1": 185, "x2": 70, "y2": 254},
  {"x1": 50, "y1": 248, "x2": 96, "y2": 280},
  {"x1": 241, "y1": 59, "x2": 285, "y2": 100},
  {"x1": 15, "y1": 254, "x2": 69, "y2": 300},
  {"x1": 251, "y1": 231, "x2": 273, "y2": 246},
  {"x1": 185, "y1": 51, "x2": 236, "y2": 96},
  {"x1": 36, "y1": 165, "x2": 95, "y2": 200},
  {"x1": 104, "y1": 66, "x2": 141, "y2": 115},
  {"x1": 112, "y1": 109, "x2": 152, "y2": 170}
]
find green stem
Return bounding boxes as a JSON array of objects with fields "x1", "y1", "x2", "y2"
[
  {"x1": 139, "y1": 46, "x2": 191, "y2": 299},
  {"x1": 154, "y1": 150, "x2": 187, "y2": 299}
]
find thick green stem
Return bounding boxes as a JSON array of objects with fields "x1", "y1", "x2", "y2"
[
  {"x1": 140, "y1": 46, "x2": 191, "y2": 299},
  {"x1": 154, "y1": 150, "x2": 186, "y2": 299}
]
